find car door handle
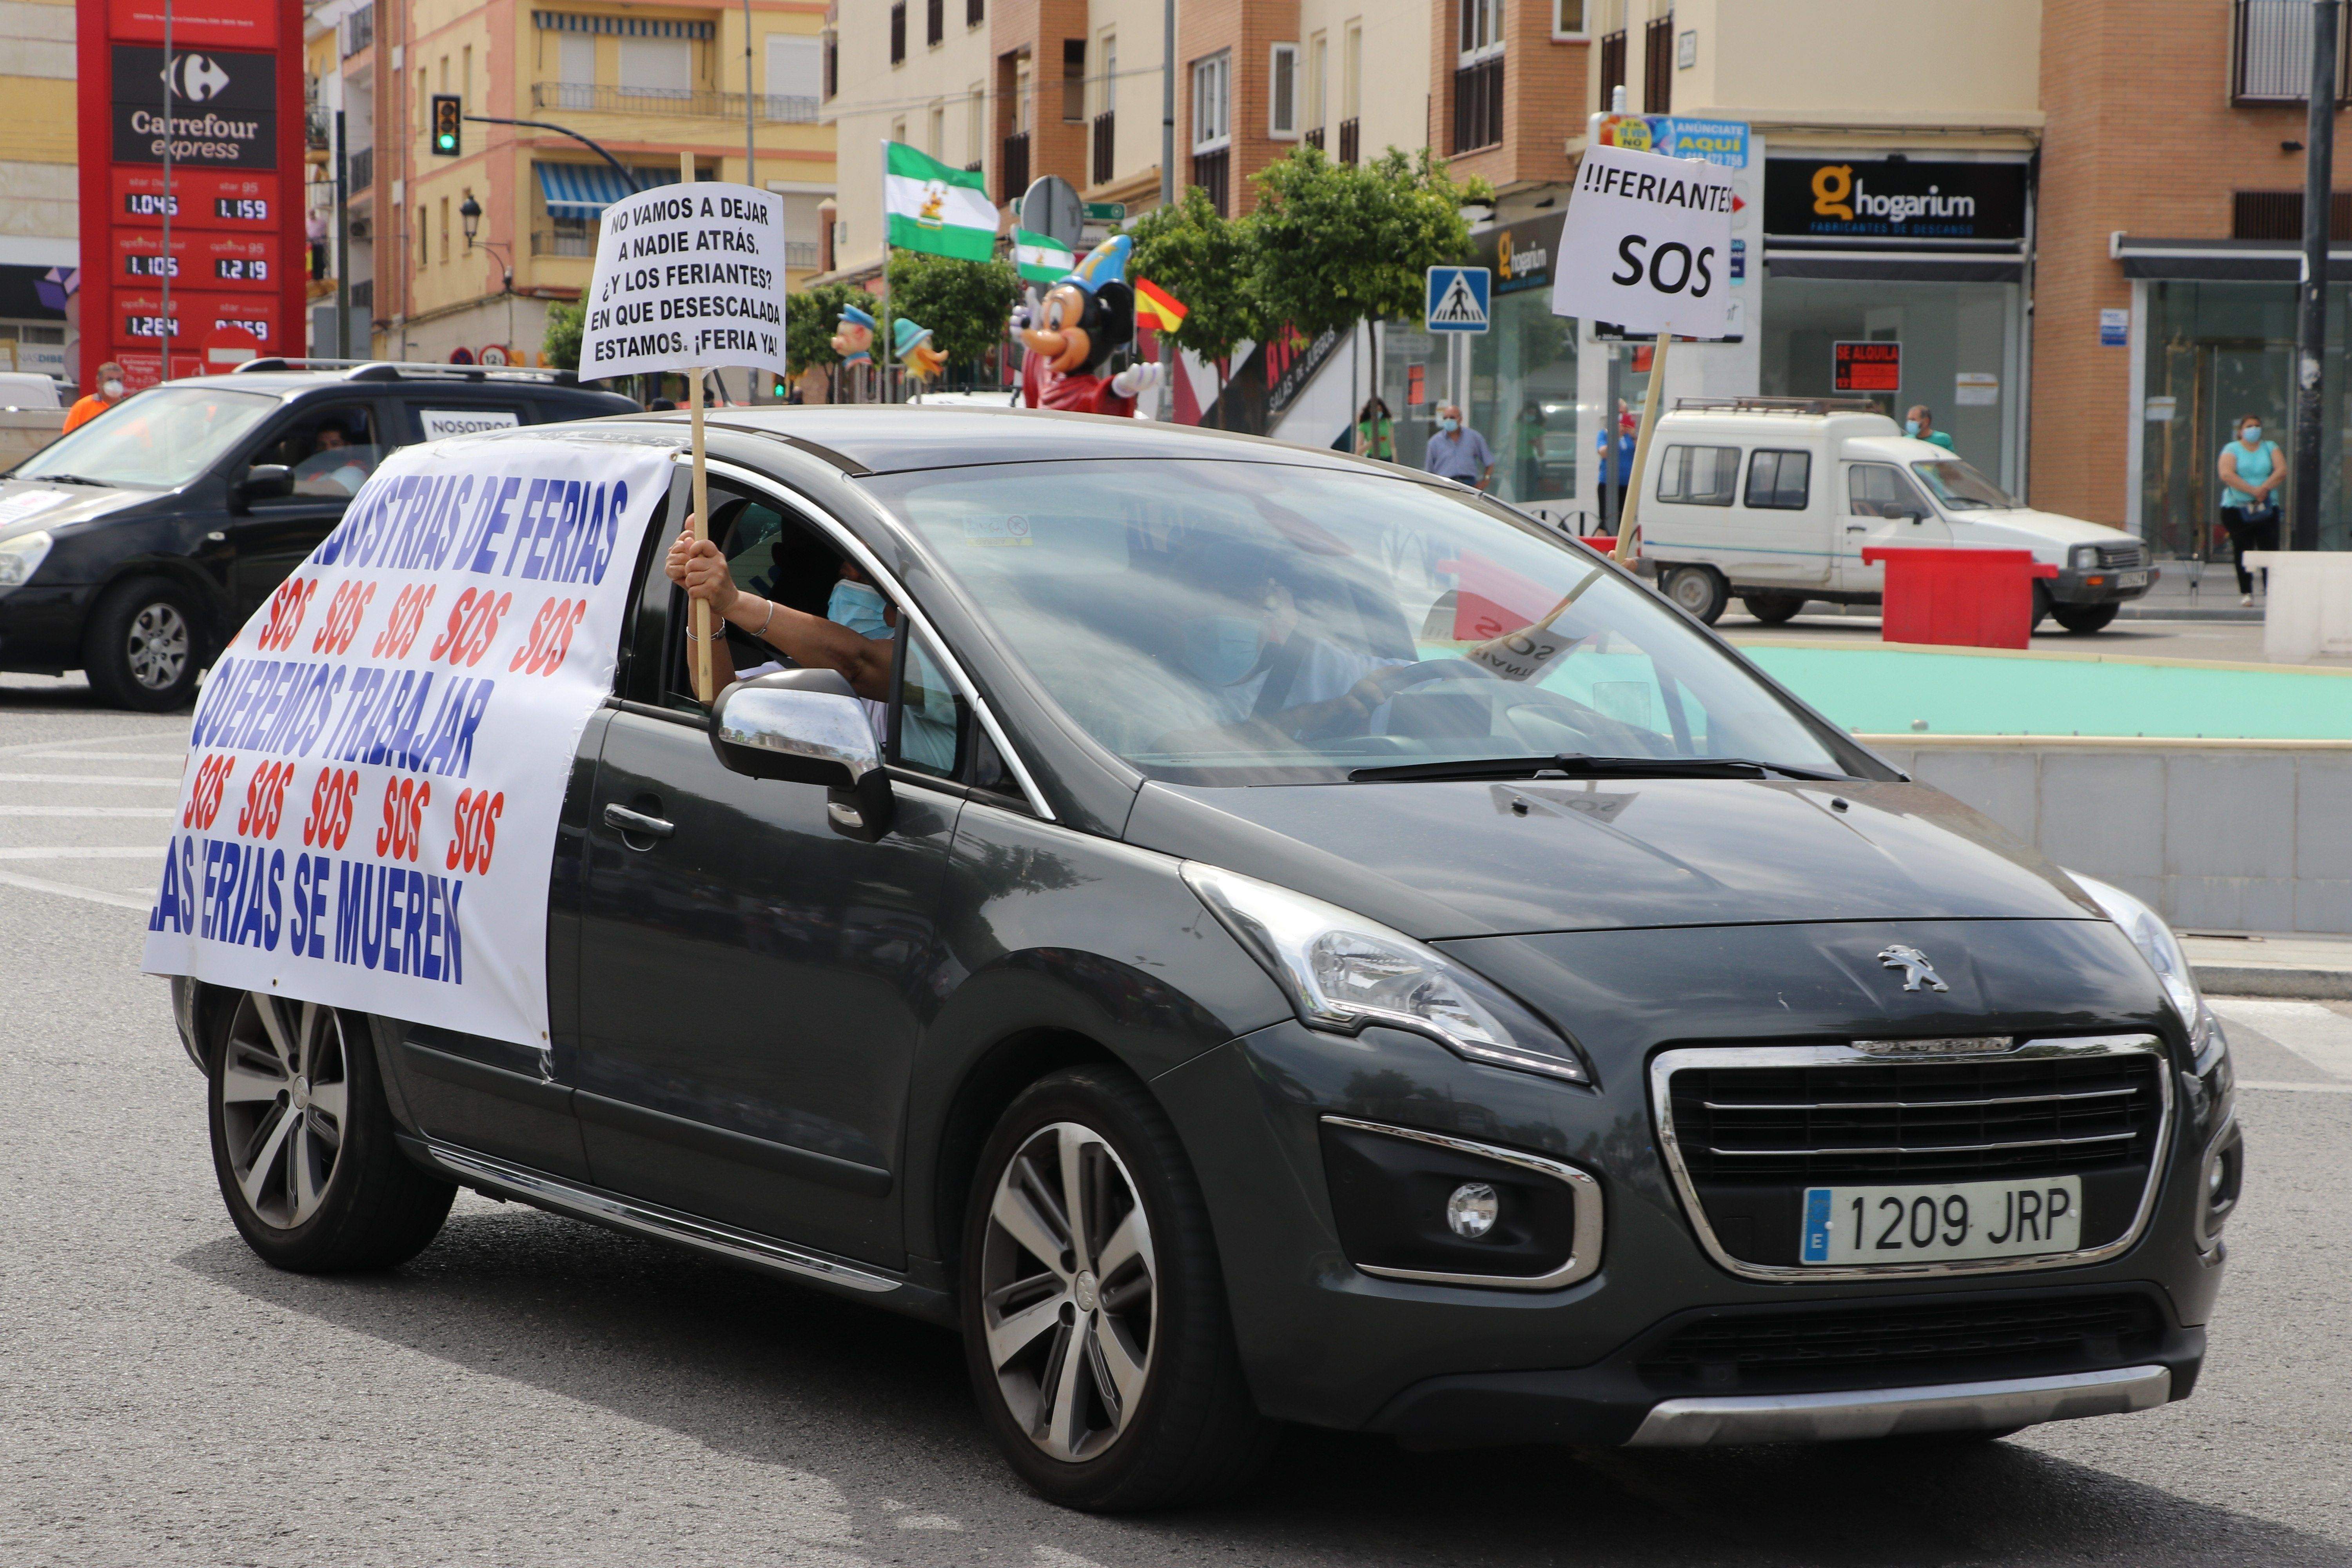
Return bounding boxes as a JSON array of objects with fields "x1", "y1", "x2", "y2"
[
  {"x1": 1844, "y1": 524, "x2": 1868, "y2": 533},
  {"x1": 602, "y1": 803, "x2": 674, "y2": 841}
]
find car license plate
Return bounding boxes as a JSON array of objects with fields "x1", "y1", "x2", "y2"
[
  {"x1": 2117, "y1": 570, "x2": 2148, "y2": 588},
  {"x1": 1799, "y1": 1176, "x2": 2083, "y2": 1265}
]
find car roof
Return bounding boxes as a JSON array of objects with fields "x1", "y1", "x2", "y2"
[
  {"x1": 149, "y1": 368, "x2": 631, "y2": 405},
  {"x1": 611, "y1": 404, "x2": 1406, "y2": 477}
]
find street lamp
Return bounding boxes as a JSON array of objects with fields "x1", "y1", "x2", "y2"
[
  {"x1": 459, "y1": 192, "x2": 482, "y2": 246},
  {"x1": 458, "y1": 191, "x2": 516, "y2": 358}
]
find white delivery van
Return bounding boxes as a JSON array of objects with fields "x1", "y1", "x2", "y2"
[{"x1": 1635, "y1": 398, "x2": 2156, "y2": 633}]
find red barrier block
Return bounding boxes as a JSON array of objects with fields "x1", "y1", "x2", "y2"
[{"x1": 1861, "y1": 547, "x2": 2059, "y2": 650}]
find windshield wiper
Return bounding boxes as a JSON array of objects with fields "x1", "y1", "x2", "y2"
[
  {"x1": 1349, "y1": 753, "x2": 1845, "y2": 784},
  {"x1": 25, "y1": 474, "x2": 111, "y2": 487}
]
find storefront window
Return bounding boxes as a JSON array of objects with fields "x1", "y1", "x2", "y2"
[
  {"x1": 1466, "y1": 285, "x2": 1578, "y2": 507},
  {"x1": 2138, "y1": 280, "x2": 2350, "y2": 557},
  {"x1": 1757, "y1": 276, "x2": 2021, "y2": 493}
]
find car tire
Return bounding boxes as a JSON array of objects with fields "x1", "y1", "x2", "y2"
[
  {"x1": 2030, "y1": 583, "x2": 2053, "y2": 632},
  {"x1": 2052, "y1": 602, "x2": 2120, "y2": 635},
  {"x1": 1739, "y1": 592, "x2": 1806, "y2": 625},
  {"x1": 82, "y1": 575, "x2": 203, "y2": 711},
  {"x1": 961, "y1": 1064, "x2": 1277, "y2": 1512},
  {"x1": 1665, "y1": 565, "x2": 1730, "y2": 625},
  {"x1": 207, "y1": 991, "x2": 456, "y2": 1273}
]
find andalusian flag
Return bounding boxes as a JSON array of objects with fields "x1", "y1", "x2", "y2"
[
  {"x1": 1012, "y1": 227, "x2": 1076, "y2": 283},
  {"x1": 1135, "y1": 277, "x2": 1189, "y2": 331},
  {"x1": 884, "y1": 142, "x2": 997, "y2": 261}
]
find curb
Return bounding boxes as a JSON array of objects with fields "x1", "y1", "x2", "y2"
[
  {"x1": 2193, "y1": 963, "x2": 2352, "y2": 1000},
  {"x1": 2116, "y1": 607, "x2": 2262, "y2": 622}
]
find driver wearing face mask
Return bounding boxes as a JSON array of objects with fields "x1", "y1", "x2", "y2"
[
  {"x1": 1169, "y1": 549, "x2": 1424, "y2": 740},
  {"x1": 64, "y1": 361, "x2": 131, "y2": 434}
]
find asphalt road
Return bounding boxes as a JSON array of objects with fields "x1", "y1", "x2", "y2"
[{"x1": 5, "y1": 672, "x2": 2349, "y2": 1568}]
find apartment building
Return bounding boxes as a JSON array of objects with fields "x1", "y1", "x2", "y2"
[
  {"x1": 0, "y1": 0, "x2": 78, "y2": 384},
  {"x1": 339, "y1": 0, "x2": 833, "y2": 376}
]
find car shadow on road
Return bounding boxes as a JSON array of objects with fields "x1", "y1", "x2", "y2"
[{"x1": 176, "y1": 1207, "x2": 2346, "y2": 1568}]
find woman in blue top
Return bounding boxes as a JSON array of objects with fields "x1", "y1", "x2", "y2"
[{"x1": 2217, "y1": 414, "x2": 2283, "y2": 605}]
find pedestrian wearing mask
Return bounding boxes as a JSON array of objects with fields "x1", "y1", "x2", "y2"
[
  {"x1": 2217, "y1": 414, "x2": 2283, "y2": 606},
  {"x1": 1354, "y1": 396, "x2": 1395, "y2": 461},
  {"x1": 64, "y1": 362, "x2": 130, "y2": 433},
  {"x1": 1595, "y1": 401, "x2": 1637, "y2": 528},
  {"x1": 1423, "y1": 403, "x2": 1494, "y2": 491},
  {"x1": 1905, "y1": 405, "x2": 1957, "y2": 452}
]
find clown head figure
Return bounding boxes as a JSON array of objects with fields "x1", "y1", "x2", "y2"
[
  {"x1": 831, "y1": 303, "x2": 876, "y2": 364},
  {"x1": 894, "y1": 318, "x2": 948, "y2": 383},
  {"x1": 1016, "y1": 235, "x2": 1161, "y2": 416}
]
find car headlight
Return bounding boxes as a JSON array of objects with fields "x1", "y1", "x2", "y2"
[
  {"x1": 1182, "y1": 862, "x2": 1588, "y2": 1083},
  {"x1": 2069, "y1": 544, "x2": 2098, "y2": 571},
  {"x1": 0, "y1": 529, "x2": 53, "y2": 590},
  {"x1": 2070, "y1": 871, "x2": 2225, "y2": 1074}
]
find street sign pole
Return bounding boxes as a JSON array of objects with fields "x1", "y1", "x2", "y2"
[{"x1": 2294, "y1": 0, "x2": 2340, "y2": 553}]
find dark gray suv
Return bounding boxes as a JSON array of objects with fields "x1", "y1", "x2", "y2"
[
  {"x1": 0, "y1": 360, "x2": 633, "y2": 709},
  {"x1": 171, "y1": 407, "x2": 2241, "y2": 1512}
]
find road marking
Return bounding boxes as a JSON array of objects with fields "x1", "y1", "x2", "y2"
[
  {"x1": 0, "y1": 846, "x2": 164, "y2": 859},
  {"x1": 0, "y1": 868, "x2": 152, "y2": 911},
  {"x1": 2212, "y1": 998, "x2": 2352, "y2": 1079},
  {"x1": 0, "y1": 806, "x2": 177, "y2": 818},
  {"x1": 2236, "y1": 1079, "x2": 2352, "y2": 1094},
  {"x1": 0, "y1": 729, "x2": 180, "y2": 758},
  {"x1": 0, "y1": 772, "x2": 179, "y2": 786}
]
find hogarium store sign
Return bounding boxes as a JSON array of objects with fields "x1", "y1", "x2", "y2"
[{"x1": 1764, "y1": 158, "x2": 2027, "y2": 243}]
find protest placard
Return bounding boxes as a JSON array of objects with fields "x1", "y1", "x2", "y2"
[
  {"x1": 577, "y1": 163, "x2": 790, "y2": 698},
  {"x1": 141, "y1": 432, "x2": 672, "y2": 1049}
]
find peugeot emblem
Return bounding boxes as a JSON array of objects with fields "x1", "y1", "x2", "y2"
[{"x1": 1877, "y1": 944, "x2": 1949, "y2": 993}]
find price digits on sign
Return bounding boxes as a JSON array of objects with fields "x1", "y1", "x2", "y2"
[
  {"x1": 216, "y1": 258, "x2": 269, "y2": 280},
  {"x1": 216, "y1": 198, "x2": 270, "y2": 221},
  {"x1": 125, "y1": 254, "x2": 178, "y2": 278},
  {"x1": 125, "y1": 192, "x2": 179, "y2": 216}
]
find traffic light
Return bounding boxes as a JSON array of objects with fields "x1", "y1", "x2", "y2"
[{"x1": 431, "y1": 94, "x2": 462, "y2": 156}]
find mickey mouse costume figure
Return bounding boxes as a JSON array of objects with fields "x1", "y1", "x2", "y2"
[{"x1": 1018, "y1": 234, "x2": 1162, "y2": 416}]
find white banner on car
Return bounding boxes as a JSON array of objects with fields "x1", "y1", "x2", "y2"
[
  {"x1": 1551, "y1": 141, "x2": 1736, "y2": 339},
  {"x1": 577, "y1": 181, "x2": 792, "y2": 384},
  {"x1": 140, "y1": 432, "x2": 672, "y2": 1050},
  {"x1": 418, "y1": 408, "x2": 522, "y2": 441}
]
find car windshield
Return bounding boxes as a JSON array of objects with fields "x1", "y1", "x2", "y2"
[
  {"x1": 869, "y1": 458, "x2": 1855, "y2": 784},
  {"x1": 13, "y1": 386, "x2": 280, "y2": 490},
  {"x1": 1910, "y1": 457, "x2": 2014, "y2": 510}
]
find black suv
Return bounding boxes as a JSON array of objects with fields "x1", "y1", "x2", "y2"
[{"x1": 0, "y1": 360, "x2": 634, "y2": 709}]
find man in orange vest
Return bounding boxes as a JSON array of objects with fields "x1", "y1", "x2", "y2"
[{"x1": 64, "y1": 362, "x2": 129, "y2": 433}]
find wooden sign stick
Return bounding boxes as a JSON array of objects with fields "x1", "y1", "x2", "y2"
[
  {"x1": 684, "y1": 151, "x2": 715, "y2": 704},
  {"x1": 1613, "y1": 330, "x2": 1672, "y2": 564}
]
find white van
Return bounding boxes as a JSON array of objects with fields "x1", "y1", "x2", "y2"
[{"x1": 1635, "y1": 398, "x2": 2156, "y2": 633}]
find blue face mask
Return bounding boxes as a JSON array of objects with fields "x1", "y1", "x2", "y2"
[
  {"x1": 1438, "y1": 417, "x2": 1461, "y2": 433},
  {"x1": 1180, "y1": 615, "x2": 1264, "y2": 687},
  {"x1": 1904, "y1": 419, "x2": 1920, "y2": 437},
  {"x1": 828, "y1": 579, "x2": 890, "y2": 639},
  {"x1": 2242, "y1": 425, "x2": 2262, "y2": 443}
]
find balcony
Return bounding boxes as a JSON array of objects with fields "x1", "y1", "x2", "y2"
[
  {"x1": 1338, "y1": 117, "x2": 1359, "y2": 165},
  {"x1": 531, "y1": 82, "x2": 820, "y2": 122},
  {"x1": 1452, "y1": 56, "x2": 1502, "y2": 153},
  {"x1": 533, "y1": 228, "x2": 597, "y2": 258},
  {"x1": 1643, "y1": 15, "x2": 1673, "y2": 113},
  {"x1": 348, "y1": 146, "x2": 372, "y2": 193},
  {"x1": 340, "y1": 4, "x2": 372, "y2": 59},
  {"x1": 1002, "y1": 130, "x2": 1029, "y2": 202},
  {"x1": 785, "y1": 239, "x2": 818, "y2": 270},
  {"x1": 1304, "y1": 125, "x2": 1324, "y2": 151},
  {"x1": 1599, "y1": 29, "x2": 1626, "y2": 103},
  {"x1": 1092, "y1": 111, "x2": 1115, "y2": 186},
  {"x1": 1191, "y1": 147, "x2": 1229, "y2": 216},
  {"x1": 2233, "y1": 0, "x2": 2352, "y2": 103}
]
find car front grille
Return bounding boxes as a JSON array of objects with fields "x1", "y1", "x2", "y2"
[
  {"x1": 1667, "y1": 1051, "x2": 2165, "y2": 1184},
  {"x1": 2093, "y1": 541, "x2": 2147, "y2": 572},
  {"x1": 1636, "y1": 1291, "x2": 2168, "y2": 1394},
  {"x1": 1650, "y1": 1038, "x2": 2174, "y2": 1278}
]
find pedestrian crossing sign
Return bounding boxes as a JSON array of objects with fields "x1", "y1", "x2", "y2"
[{"x1": 1425, "y1": 266, "x2": 1492, "y2": 334}]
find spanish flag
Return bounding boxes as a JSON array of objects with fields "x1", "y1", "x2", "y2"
[{"x1": 1134, "y1": 277, "x2": 1188, "y2": 331}]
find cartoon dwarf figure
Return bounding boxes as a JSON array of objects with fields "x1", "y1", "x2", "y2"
[
  {"x1": 1018, "y1": 235, "x2": 1162, "y2": 417},
  {"x1": 831, "y1": 303, "x2": 876, "y2": 364},
  {"x1": 893, "y1": 318, "x2": 948, "y2": 382}
]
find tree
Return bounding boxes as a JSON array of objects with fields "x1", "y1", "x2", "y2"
[
  {"x1": 542, "y1": 300, "x2": 584, "y2": 373},
  {"x1": 1129, "y1": 185, "x2": 1265, "y2": 424},
  {"x1": 886, "y1": 250, "x2": 1020, "y2": 375},
  {"x1": 1247, "y1": 144, "x2": 1487, "y2": 341}
]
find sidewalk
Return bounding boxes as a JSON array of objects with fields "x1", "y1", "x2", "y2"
[
  {"x1": 2121, "y1": 556, "x2": 2259, "y2": 622},
  {"x1": 2184, "y1": 929, "x2": 2352, "y2": 999}
]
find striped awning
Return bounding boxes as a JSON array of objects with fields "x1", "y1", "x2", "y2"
[
  {"x1": 535, "y1": 161, "x2": 650, "y2": 216},
  {"x1": 532, "y1": 10, "x2": 713, "y2": 38}
]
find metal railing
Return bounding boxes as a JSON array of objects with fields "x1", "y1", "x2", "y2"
[
  {"x1": 2233, "y1": 0, "x2": 2352, "y2": 102},
  {"x1": 348, "y1": 146, "x2": 372, "y2": 192},
  {"x1": 1599, "y1": 29, "x2": 1626, "y2": 103},
  {"x1": 341, "y1": 4, "x2": 372, "y2": 58},
  {"x1": 1452, "y1": 56, "x2": 1503, "y2": 152},
  {"x1": 1338, "y1": 116, "x2": 1359, "y2": 165},
  {"x1": 926, "y1": 0, "x2": 942, "y2": 47},
  {"x1": 531, "y1": 81, "x2": 820, "y2": 122},
  {"x1": 1002, "y1": 130, "x2": 1029, "y2": 202},
  {"x1": 1092, "y1": 111, "x2": 1115, "y2": 186},
  {"x1": 785, "y1": 240, "x2": 818, "y2": 270},
  {"x1": 533, "y1": 229, "x2": 597, "y2": 257},
  {"x1": 1191, "y1": 146, "x2": 1230, "y2": 216},
  {"x1": 1303, "y1": 124, "x2": 1324, "y2": 151},
  {"x1": 890, "y1": 1, "x2": 906, "y2": 63},
  {"x1": 1644, "y1": 15, "x2": 1674, "y2": 113}
]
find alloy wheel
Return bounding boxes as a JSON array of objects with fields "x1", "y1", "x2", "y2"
[
  {"x1": 218, "y1": 993, "x2": 348, "y2": 1230},
  {"x1": 126, "y1": 601, "x2": 192, "y2": 690},
  {"x1": 979, "y1": 1121, "x2": 1158, "y2": 1464}
]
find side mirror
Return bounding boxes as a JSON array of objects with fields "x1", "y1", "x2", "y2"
[
  {"x1": 235, "y1": 464, "x2": 294, "y2": 507},
  {"x1": 710, "y1": 667, "x2": 895, "y2": 842}
]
